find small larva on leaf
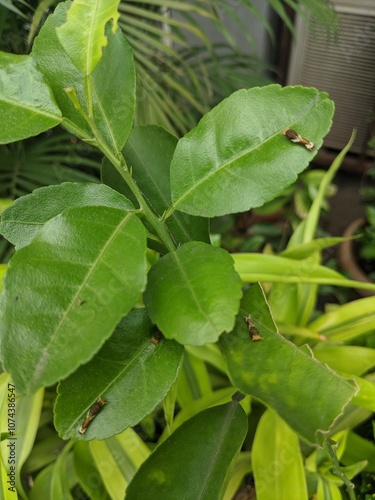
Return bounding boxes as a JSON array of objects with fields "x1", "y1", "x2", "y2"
[
  {"x1": 244, "y1": 316, "x2": 263, "y2": 342},
  {"x1": 283, "y1": 128, "x2": 315, "y2": 151},
  {"x1": 78, "y1": 396, "x2": 107, "y2": 435}
]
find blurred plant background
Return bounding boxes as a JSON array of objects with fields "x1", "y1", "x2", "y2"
[{"x1": 4, "y1": 3, "x2": 375, "y2": 499}]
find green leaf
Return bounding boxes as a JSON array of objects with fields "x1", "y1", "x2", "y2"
[
  {"x1": 0, "y1": 199, "x2": 12, "y2": 213},
  {"x1": 0, "y1": 182, "x2": 133, "y2": 249},
  {"x1": 281, "y1": 237, "x2": 346, "y2": 260},
  {"x1": 252, "y1": 409, "x2": 308, "y2": 500},
  {"x1": 8, "y1": 386, "x2": 44, "y2": 498},
  {"x1": 223, "y1": 451, "x2": 252, "y2": 500},
  {"x1": 89, "y1": 428, "x2": 150, "y2": 497},
  {"x1": 219, "y1": 283, "x2": 357, "y2": 443},
  {"x1": 317, "y1": 477, "x2": 342, "y2": 500},
  {"x1": 308, "y1": 296, "x2": 375, "y2": 342},
  {"x1": 0, "y1": 206, "x2": 147, "y2": 394},
  {"x1": 169, "y1": 85, "x2": 334, "y2": 217},
  {"x1": 185, "y1": 343, "x2": 227, "y2": 374},
  {"x1": 23, "y1": 432, "x2": 66, "y2": 475},
  {"x1": 0, "y1": 0, "x2": 27, "y2": 18},
  {"x1": 30, "y1": 447, "x2": 77, "y2": 500},
  {"x1": 313, "y1": 345, "x2": 375, "y2": 377},
  {"x1": 144, "y1": 241, "x2": 243, "y2": 345},
  {"x1": 56, "y1": 0, "x2": 120, "y2": 75},
  {"x1": 73, "y1": 442, "x2": 110, "y2": 499},
  {"x1": 350, "y1": 376, "x2": 375, "y2": 411},
  {"x1": 55, "y1": 308, "x2": 184, "y2": 440},
  {"x1": 233, "y1": 252, "x2": 375, "y2": 293},
  {"x1": 0, "y1": 53, "x2": 61, "y2": 143},
  {"x1": 0, "y1": 265, "x2": 6, "y2": 290},
  {"x1": 300, "y1": 131, "x2": 356, "y2": 244},
  {"x1": 0, "y1": 133, "x2": 101, "y2": 200},
  {"x1": 159, "y1": 387, "x2": 239, "y2": 443},
  {"x1": 0, "y1": 373, "x2": 44, "y2": 499},
  {"x1": 126, "y1": 399, "x2": 247, "y2": 499},
  {"x1": 29, "y1": 464, "x2": 55, "y2": 499},
  {"x1": 32, "y1": 2, "x2": 135, "y2": 152},
  {"x1": 341, "y1": 431, "x2": 375, "y2": 472},
  {"x1": 102, "y1": 125, "x2": 209, "y2": 245}
]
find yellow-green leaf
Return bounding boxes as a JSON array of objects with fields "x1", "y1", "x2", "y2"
[{"x1": 57, "y1": 0, "x2": 120, "y2": 75}]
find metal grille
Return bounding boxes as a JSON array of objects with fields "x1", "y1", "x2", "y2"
[{"x1": 287, "y1": 2, "x2": 375, "y2": 155}]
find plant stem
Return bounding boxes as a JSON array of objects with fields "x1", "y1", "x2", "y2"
[
  {"x1": 99, "y1": 141, "x2": 177, "y2": 254},
  {"x1": 64, "y1": 87, "x2": 177, "y2": 253},
  {"x1": 324, "y1": 439, "x2": 356, "y2": 500}
]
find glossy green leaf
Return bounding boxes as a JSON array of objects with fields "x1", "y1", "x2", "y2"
[
  {"x1": 0, "y1": 132, "x2": 101, "y2": 199},
  {"x1": 308, "y1": 296, "x2": 375, "y2": 342},
  {"x1": 0, "y1": 199, "x2": 12, "y2": 213},
  {"x1": 219, "y1": 283, "x2": 357, "y2": 443},
  {"x1": 29, "y1": 463, "x2": 55, "y2": 500},
  {"x1": 281, "y1": 237, "x2": 346, "y2": 260},
  {"x1": 266, "y1": 244, "x2": 321, "y2": 327},
  {"x1": 102, "y1": 125, "x2": 209, "y2": 245},
  {"x1": 313, "y1": 345, "x2": 375, "y2": 376},
  {"x1": 73, "y1": 442, "x2": 110, "y2": 499},
  {"x1": 23, "y1": 432, "x2": 66, "y2": 475},
  {"x1": 169, "y1": 85, "x2": 334, "y2": 217},
  {"x1": 30, "y1": 447, "x2": 77, "y2": 500},
  {"x1": 144, "y1": 241, "x2": 243, "y2": 345},
  {"x1": 56, "y1": 0, "x2": 120, "y2": 75},
  {"x1": 301, "y1": 131, "x2": 355, "y2": 244},
  {"x1": 0, "y1": 53, "x2": 61, "y2": 143},
  {"x1": 32, "y1": 2, "x2": 135, "y2": 152},
  {"x1": 351, "y1": 376, "x2": 375, "y2": 411},
  {"x1": 126, "y1": 399, "x2": 247, "y2": 499},
  {"x1": 0, "y1": 0, "x2": 27, "y2": 18},
  {"x1": 0, "y1": 449, "x2": 10, "y2": 499},
  {"x1": 252, "y1": 409, "x2": 308, "y2": 500},
  {"x1": 0, "y1": 206, "x2": 147, "y2": 394},
  {"x1": 50, "y1": 448, "x2": 76, "y2": 499},
  {"x1": 223, "y1": 451, "x2": 252, "y2": 500},
  {"x1": 0, "y1": 182, "x2": 133, "y2": 249},
  {"x1": 233, "y1": 252, "x2": 375, "y2": 293},
  {"x1": 163, "y1": 378, "x2": 178, "y2": 439},
  {"x1": 55, "y1": 308, "x2": 184, "y2": 440},
  {"x1": 160, "y1": 387, "x2": 238, "y2": 443},
  {"x1": 175, "y1": 354, "x2": 203, "y2": 407},
  {"x1": 317, "y1": 478, "x2": 342, "y2": 500},
  {"x1": 341, "y1": 431, "x2": 375, "y2": 472},
  {"x1": 186, "y1": 343, "x2": 227, "y2": 374},
  {"x1": 0, "y1": 382, "x2": 44, "y2": 498},
  {"x1": 89, "y1": 428, "x2": 150, "y2": 498},
  {"x1": 0, "y1": 265, "x2": 6, "y2": 290}
]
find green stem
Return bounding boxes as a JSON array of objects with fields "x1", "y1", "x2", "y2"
[
  {"x1": 324, "y1": 439, "x2": 356, "y2": 500},
  {"x1": 65, "y1": 88, "x2": 177, "y2": 253},
  {"x1": 102, "y1": 144, "x2": 177, "y2": 254}
]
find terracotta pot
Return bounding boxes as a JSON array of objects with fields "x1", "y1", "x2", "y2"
[{"x1": 338, "y1": 217, "x2": 375, "y2": 297}]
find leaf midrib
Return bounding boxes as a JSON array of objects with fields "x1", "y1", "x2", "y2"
[
  {"x1": 172, "y1": 100, "x2": 324, "y2": 210},
  {"x1": 27, "y1": 210, "x2": 133, "y2": 392}
]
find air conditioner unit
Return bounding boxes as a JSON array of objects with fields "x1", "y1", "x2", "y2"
[{"x1": 287, "y1": 0, "x2": 375, "y2": 164}]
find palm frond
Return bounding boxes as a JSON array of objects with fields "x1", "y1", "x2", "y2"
[
  {"x1": 27, "y1": 0, "x2": 57, "y2": 47},
  {"x1": 119, "y1": 0, "x2": 335, "y2": 135},
  {"x1": 0, "y1": 0, "x2": 28, "y2": 19},
  {"x1": 0, "y1": 132, "x2": 100, "y2": 199}
]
